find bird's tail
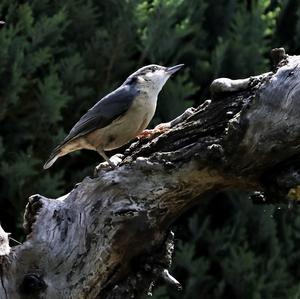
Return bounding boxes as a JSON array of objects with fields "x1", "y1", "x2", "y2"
[{"x1": 43, "y1": 148, "x2": 61, "y2": 169}]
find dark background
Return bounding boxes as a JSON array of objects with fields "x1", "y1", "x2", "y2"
[{"x1": 0, "y1": 0, "x2": 300, "y2": 298}]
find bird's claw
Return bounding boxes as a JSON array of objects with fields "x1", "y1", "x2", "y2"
[
  {"x1": 136, "y1": 129, "x2": 154, "y2": 139},
  {"x1": 94, "y1": 154, "x2": 123, "y2": 175},
  {"x1": 136, "y1": 123, "x2": 171, "y2": 140}
]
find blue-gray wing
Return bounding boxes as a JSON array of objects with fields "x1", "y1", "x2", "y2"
[{"x1": 61, "y1": 85, "x2": 138, "y2": 145}]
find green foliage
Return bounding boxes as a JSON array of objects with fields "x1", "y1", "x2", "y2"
[
  {"x1": 0, "y1": 0, "x2": 300, "y2": 297},
  {"x1": 152, "y1": 194, "x2": 300, "y2": 299}
]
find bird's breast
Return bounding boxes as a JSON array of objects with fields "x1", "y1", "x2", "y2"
[
  {"x1": 132, "y1": 92, "x2": 157, "y2": 121},
  {"x1": 92, "y1": 93, "x2": 157, "y2": 151}
]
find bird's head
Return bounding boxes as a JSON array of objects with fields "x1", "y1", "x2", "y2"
[{"x1": 123, "y1": 64, "x2": 184, "y2": 94}]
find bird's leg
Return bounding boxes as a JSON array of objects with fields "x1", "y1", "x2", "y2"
[
  {"x1": 96, "y1": 147, "x2": 116, "y2": 168},
  {"x1": 136, "y1": 123, "x2": 171, "y2": 140}
]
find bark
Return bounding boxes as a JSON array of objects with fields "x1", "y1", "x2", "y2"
[{"x1": 0, "y1": 48, "x2": 299, "y2": 299}]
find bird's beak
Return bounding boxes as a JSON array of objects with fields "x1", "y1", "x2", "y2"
[{"x1": 166, "y1": 64, "x2": 184, "y2": 75}]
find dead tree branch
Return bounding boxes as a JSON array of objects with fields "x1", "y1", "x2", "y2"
[{"x1": 0, "y1": 48, "x2": 299, "y2": 299}]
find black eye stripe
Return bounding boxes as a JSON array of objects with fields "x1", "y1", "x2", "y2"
[{"x1": 133, "y1": 65, "x2": 163, "y2": 77}]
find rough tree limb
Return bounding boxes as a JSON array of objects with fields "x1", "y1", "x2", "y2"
[{"x1": 0, "y1": 48, "x2": 299, "y2": 299}]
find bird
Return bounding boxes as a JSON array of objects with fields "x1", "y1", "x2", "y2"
[{"x1": 43, "y1": 64, "x2": 184, "y2": 169}]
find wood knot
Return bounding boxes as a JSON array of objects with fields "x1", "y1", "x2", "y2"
[
  {"x1": 210, "y1": 78, "x2": 249, "y2": 98},
  {"x1": 20, "y1": 273, "x2": 47, "y2": 295},
  {"x1": 270, "y1": 48, "x2": 287, "y2": 67}
]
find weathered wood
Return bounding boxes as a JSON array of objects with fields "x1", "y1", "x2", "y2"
[
  {"x1": 0, "y1": 226, "x2": 10, "y2": 257},
  {"x1": 0, "y1": 51, "x2": 299, "y2": 299}
]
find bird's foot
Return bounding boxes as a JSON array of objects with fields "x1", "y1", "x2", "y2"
[
  {"x1": 94, "y1": 154, "x2": 123, "y2": 175},
  {"x1": 136, "y1": 129, "x2": 154, "y2": 139},
  {"x1": 137, "y1": 123, "x2": 171, "y2": 140}
]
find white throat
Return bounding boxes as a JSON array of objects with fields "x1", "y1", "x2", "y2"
[{"x1": 138, "y1": 70, "x2": 170, "y2": 99}]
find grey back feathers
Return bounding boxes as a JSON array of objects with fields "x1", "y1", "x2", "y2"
[
  {"x1": 43, "y1": 84, "x2": 138, "y2": 169},
  {"x1": 61, "y1": 84, "x2": 139, "y2": 146},
  {"x1": 52, "y1": 66, "x2": 164, "y2": 148}
]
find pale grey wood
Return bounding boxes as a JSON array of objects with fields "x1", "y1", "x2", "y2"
[
  {"x1": 0, "y1": 50, "x2": 299, "y2": 299},
  {"x1": 0, "y1": 226, "x2": 10, "y2": 256}
]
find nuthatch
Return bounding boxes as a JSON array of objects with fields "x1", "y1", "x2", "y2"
[{"x1": 43, "y1": 64, "x2": 184, "y2": 169}]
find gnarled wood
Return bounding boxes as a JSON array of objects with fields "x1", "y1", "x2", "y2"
[{"x1": 0, "y1": 50, "x2": 299, "y2": 299}]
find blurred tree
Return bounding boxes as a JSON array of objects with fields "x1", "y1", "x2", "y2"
[
  {"x1": 0, "y1": 0, "x2": 140, "y2": 235},
  {"x1": 0, "y1": 0, "x2": 300, "y2": 298},
  {"x1": 152, "y1": 193, "x2": 300, "y2": 299}
]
